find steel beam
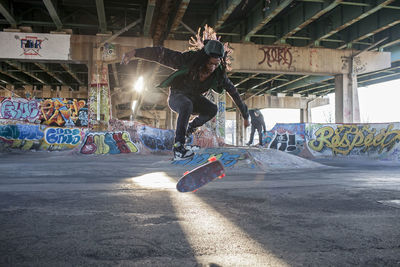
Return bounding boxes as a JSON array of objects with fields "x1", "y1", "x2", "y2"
[
  {"x1": 274, "y1": 0, "x2": 342, "y2": 44},
  {"x1": 211, "y1": 0, "x2": 241, "y2": 30},
  {"x1": 60, "y1": 63, "x2": 83, "y2": 85},
  {"x1": 0, "y1": 0, "x2": 16, "y2": 28},
  {"x1": 243, "y1": 0, "x2": 294, "y2": 42},
  {"x1": 168, "y1": 0, "x2": 190, "y2": 38},
  {"x1": 312, "y1": 0, "x2": 395, "y2": 43},
  {"x1": 5, "y1": 61, "x2": 47, "y2": 84},
  {"x1": 95, "y1": 0, "x2": 107, "y2": 33},
  {"x1": 0, "y1": 64, "x2": 29, "y2": 84},
  {"x1": 338, "y1": 9, "x2": 400, "y2": 49},
  {"x1": 34, "y1": 63, "x2": 66, "y2": 85},
  {"x1": 143, "y1": 0, "x2": 156, "y2": 37},
  {"x1": 42, "y1": 0, "x2": 63, "y2": 30}
]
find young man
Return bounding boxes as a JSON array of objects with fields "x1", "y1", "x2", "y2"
[
  {"x1": 246, "y1": 109, "x2": 266, "y2": 146},
  {"x1": 122, "y1": 40, "x2": 250, "y2": 160}
]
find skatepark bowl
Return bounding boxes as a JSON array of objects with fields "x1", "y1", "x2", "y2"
[{"x1": 1, "y1": 148, "x2": 400, "y2": 266}]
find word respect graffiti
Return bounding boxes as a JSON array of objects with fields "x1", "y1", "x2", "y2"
[
  {"x1": 308, "y1": 124, "x2": 400, "y2": 155},
  {"x1": 258, "y1": 46, "x2": 292, "y2": 68},
  {"x1": 80, "y1": 131, "x2": 138, "y2": 154}
]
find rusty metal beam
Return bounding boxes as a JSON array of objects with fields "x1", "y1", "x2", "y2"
[
  {"x1": 60, "y1": 63, "x2": 83, "y2": 85},
  {"x1": 143, "y1": 0, "x2": 156, "y2": 37},
  {"x1": 211, "y1": 0, "x2": 241, "y2": 31},
  {"x1": 168, "y1": 0, "x2": 190, "y2": 38},
  {"x1": 5, "y1": 61, "x2": 47, "y2": 84}
]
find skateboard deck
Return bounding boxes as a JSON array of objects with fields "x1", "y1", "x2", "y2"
[{"x1": 176, "y1": 157, "x2": 225, "y2": 192}]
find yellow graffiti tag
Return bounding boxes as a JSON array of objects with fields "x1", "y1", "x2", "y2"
[
  {"x1": 122, "y1": 132, "x2": 138, "y2": 153},
  {"x1": 308, "y1": 124, "x2": 400, "y2": 155}
]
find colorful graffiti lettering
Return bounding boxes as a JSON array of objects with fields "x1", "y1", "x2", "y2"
[
  {"x1": 0, "y1": 124, "x2": 44, "y2": 140},
  {"x1": 139, "y1": 126, "x2": 174, "y2": 151},
  {"x1": 258, "y1": 46, "x2": 292, "y2": 68},
  {"x1": 172, "y1": 152, "x2": 241, "y2": 167},
  {"x1": 308, "y1": 124, "x2": 400, "y2": 155},
  {"x1": 40, "y1": 98, "x2": 87, "y2": 126},
  {"x1": 0, "y1": 98, "x2": 40, "y2": 122},
  {"x1": 45, "y1": 128, "x2": 82, "y2": 145},
  {"x1": 80, "y1": 131, "x2": 138, "y2": 154}
]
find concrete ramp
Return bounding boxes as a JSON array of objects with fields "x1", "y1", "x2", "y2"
[{"x1": 171, "y1": 147, "x2": 326, "y2": 171}]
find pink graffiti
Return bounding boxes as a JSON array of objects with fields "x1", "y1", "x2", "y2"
[{"x1": 259, "y1": 46, "x2": 293, "y2": 68}]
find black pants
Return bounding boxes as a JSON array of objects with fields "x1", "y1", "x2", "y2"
[
  {"x1": 168, "y1": 92, "x2": 218, "y2": 144},
  {"x1": 248, "y1": 124, "x2": 263, "y2": 145}
]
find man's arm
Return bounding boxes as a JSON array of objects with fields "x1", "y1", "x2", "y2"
[
  {"x1": 222, "y1": 75, "x2": 250, "y2": 127},
  {"x1": 121, "y1": 47, "x2": 190, "y2": 69}
]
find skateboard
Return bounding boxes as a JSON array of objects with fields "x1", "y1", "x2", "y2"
[{"x1": 176, "y1": 157, "x2": 225, "y2": 192}]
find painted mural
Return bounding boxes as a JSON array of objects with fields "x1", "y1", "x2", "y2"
[
  {"x1": 80, "y1": 131, "x2": 138, "y2": 155},
  {"x1": 0, "y1": 97, "x2": 41, "y2": 123},
  {"x1": 306, "y1": 123, "x2": 400, "y2": 160},
  {"x1": 262, "y1": 123, "x2": 306, "y2": 155},
  {"x1": 0, "y1": 121, "x2": 86, "y2": 151},
  {"x1": 0, "y1": 97, "x2": 88, "y2": 127},
  {"x1": 40, "y1": 98, "x2": 88, "y2": 126}
]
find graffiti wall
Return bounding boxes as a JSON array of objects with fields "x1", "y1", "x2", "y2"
[
  {"x1": 0, "y1": 97, "x2": 88, "y2": 127},
  {"x1": 80, "y1": 131, "x2": 138, "y2": 155},
  {"x1": 262, "y1": 123, "x2": 307, "y2": 155},
  {"x1": 262, "y1": 122, "x2": 400, "y2": 161},
  {"x1": 306, "y1": 123, "x2": 400, "y2": 160},
  {"x1": 0, "y1": 121, "x2": 86, "y2": 151}
]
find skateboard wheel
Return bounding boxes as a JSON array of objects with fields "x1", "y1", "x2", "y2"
[{"x1": 208, "y1": 156, "x2": 217, "y2": 162}]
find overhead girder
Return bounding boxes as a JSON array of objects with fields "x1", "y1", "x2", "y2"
[
  {"x1": 243, "y1": 0, "x2": 294, "y2": 42},
  {"x1": 143, "y1": 0, "x2": 156, "y2": 37},
  {"x1": 0, "y1": 0, "x2": 16, "y2": 28},
  {"x1": 60, "y1": 63, "x2": 83, "y2": 85},
  {"x1": 338, "y1": 8, "x2": 400, "y2": 49},
  {"x1": 310, "y1": 0, "x2": 395, "y2": 45},
  {"x1": 34, "y1": 63, "x2": 67, "y2": 85},
  {"x1": 274, "y1": 0, "x2": 343, "y2": 44},
  {"x1": 152, "y1": 0, "x2": 175, "y2": 45},
  {"x1": 95, "y1": 0, "x2": 107, "y2": 34},
  {"x1": 0, "y1": 63, "x2": 30, "y2": 84},
  {"x1": 210, "y1": 0, "x2": 241, "y2": 31},
  {"x1": 42, "y1": 0, "x2": 63, "y2": 31},
  {"x1": 168, "y1": 0, "x2": 190, "y2": 38},
  {"x1": 5, "y1": 61, "x2": 48, "y2": 84}
]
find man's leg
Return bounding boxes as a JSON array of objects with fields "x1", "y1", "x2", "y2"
[
  {"x1": 247, "y1": 124, "x2": 255, "y2": 145},
  {"x1": 168, "y1": 93, "x2": 193, "y2": 144},
  {"x1": 188, "y1": 95, "x2": 218, "y2": 131},
  {"x1": 257, "y1": 125, "x2": 263, "y2": 145}
]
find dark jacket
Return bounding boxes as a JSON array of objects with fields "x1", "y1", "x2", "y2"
[
  {"x1": 249, "y1": 109, "x2": 266, "y2": 131},
  {"x1": 134, "y1": 47, "x2": 249, "y2": 120}
]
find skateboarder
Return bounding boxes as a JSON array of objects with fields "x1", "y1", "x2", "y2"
[
  {"x1": 121, "y1": 30, "x2": 250, "y2": 160},
  {"x1": 246, "y1": 109, "x2": 266, "y2": 146}
]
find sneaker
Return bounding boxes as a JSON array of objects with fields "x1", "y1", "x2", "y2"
[{"x1": 173, "y1": 142, "x2": 194, "y2": 160}]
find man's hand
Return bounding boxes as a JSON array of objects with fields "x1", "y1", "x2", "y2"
[
  {"x1": 121, "y1": 49, "x2": 136, "y2": 65},
  {"x1": 244, "y1": 119, "x2": 250, "y2": 128}
]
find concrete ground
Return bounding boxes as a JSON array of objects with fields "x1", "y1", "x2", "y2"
[{"x1": 0, "y1": 151, "x2": 399, "y2": 266}]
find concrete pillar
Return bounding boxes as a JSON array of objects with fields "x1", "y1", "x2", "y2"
[
  {"x1": 88, "y1": 57, "x2": 111, "y2": 131},
  {"x1": 335, "y1": 73, "x2": 360, "y2": 123},
  {"x1": 300, "y1": 108, "x2": 308, "y2": 123},
  {"x1": 235, "y1": 111, "x2": 243, "y2": 146}
]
